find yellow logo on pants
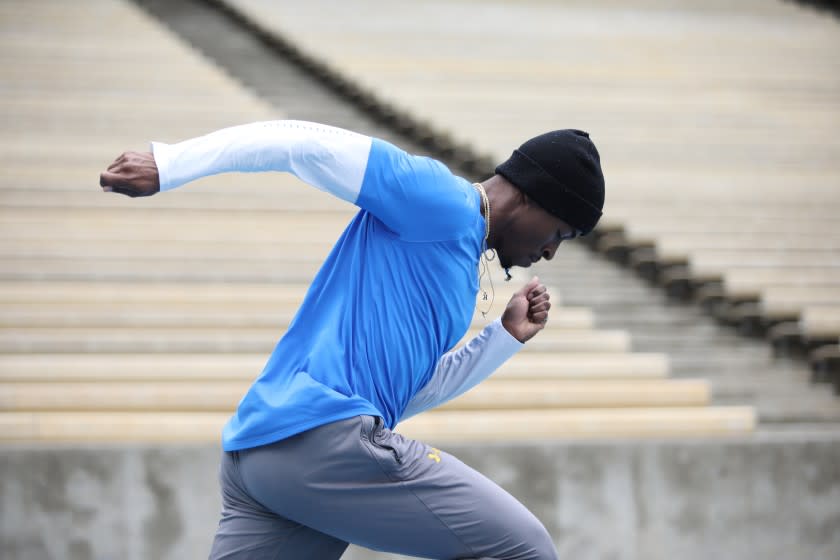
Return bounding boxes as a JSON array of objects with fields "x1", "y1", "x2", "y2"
[{"x1": 427, "y1": 448, "x2": 441, "y2": 463}]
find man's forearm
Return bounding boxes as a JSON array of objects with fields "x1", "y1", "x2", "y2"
[{"x1": 401, "y1": 318, "x2": 523, "y2": 420}]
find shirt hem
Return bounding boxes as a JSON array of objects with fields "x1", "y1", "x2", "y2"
[{"x1": 221, "y1": 406, "x2": 383, "y2": 452}]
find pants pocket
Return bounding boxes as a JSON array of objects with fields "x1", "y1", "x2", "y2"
[{"x1": 365, "y1": 416, "x2": 403, "y2": 466}]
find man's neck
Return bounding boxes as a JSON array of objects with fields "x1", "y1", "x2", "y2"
[{"x1": 480, "y1": 175, "x2": 518, "y2": 250}]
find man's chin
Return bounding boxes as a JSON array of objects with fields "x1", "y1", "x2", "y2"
[{"x1": 497, "y1": 254, "x2": 531, "y2": 270}]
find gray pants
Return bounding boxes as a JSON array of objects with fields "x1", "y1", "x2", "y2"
[{"x1": 209, "y1": 415, "x2": 557, "y2": 560}]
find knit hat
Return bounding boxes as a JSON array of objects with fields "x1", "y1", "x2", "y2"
[{"x1": 495, "y1": 129, "x2": 605, "y2": 235}]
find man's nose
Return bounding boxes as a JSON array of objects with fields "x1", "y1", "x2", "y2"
[{"x1": 541, "y1": 241, "x2": 560, "y2": 261}]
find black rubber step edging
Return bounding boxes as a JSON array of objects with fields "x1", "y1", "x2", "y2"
[{"x1": 201, "y1": 0, "x2": 497, "y2": 181}]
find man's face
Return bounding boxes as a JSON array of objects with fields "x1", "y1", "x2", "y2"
[{"x1": 495, "y1": 199, "x2": 578, "y2": 270}]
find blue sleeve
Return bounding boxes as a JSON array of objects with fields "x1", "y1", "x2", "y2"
[{"x1": 356, "y1": 139, "x2": 478, "y2": 242}]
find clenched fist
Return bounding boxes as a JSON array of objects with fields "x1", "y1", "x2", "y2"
[
  {"x1": 501, "y1": 276, "x2": 551, "y2": 343},
  {"x1": 99, "y1": 151, "x2": 160, "y2": 197}
]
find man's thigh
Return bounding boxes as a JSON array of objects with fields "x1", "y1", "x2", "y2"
[
  {"x1": 237, "y1": 415, "x2": 557, "y2": 560},
  {"x1": 209, "y1": 450, "x2": 348, "y2": 560}
]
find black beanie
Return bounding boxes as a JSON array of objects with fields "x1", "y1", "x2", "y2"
[{"x1": 495, "y1": 129, "x2": 605, "y2": 235}]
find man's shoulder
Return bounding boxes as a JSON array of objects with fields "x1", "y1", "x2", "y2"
[
  {"x1": 359, "y1": 139, "x2": 479, "y2": 241},
  {"x1": 366, "y1": 138, "x2": 452, "y2": 178}
]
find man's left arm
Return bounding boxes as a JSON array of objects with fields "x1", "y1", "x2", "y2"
[{"x1": 402, "y1": 277, "x2": 550, "y2": 420}]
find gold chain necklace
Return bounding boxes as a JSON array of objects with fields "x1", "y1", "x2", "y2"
[
  {"x1": 473, "y1": 182, "x2": 495, "y2": 317},
  {"x1": 473, "y1": 182, "x2": 512, "y2": 283},
  {"x1": 473, "y1": 182, "x2": 490, "y2": 243}
]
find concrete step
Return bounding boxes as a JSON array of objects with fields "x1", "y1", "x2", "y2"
[
  {"x1": 0, "y1": 327, "x2": 609, "y2": 354},
  {"x1": 0, "y1": 406, "x2": 756, "y2": 442},
  {"x1": 0, "y1": 352, "x2": 668, "y2": 380},
  {"x1": 801, "y1": 306, "x2": 840, "y2": 339},
  {"x1": 0, "y1": 206, "x2": 353, "y2": 227},
  {"x1": 715, "y1": 393, "x2": 840, "y2": 424},
  {"x1": 0, "y1": 281, "x2": 311, "y2": 304},
  {"x1": 0, "y1": 281, "x2": 545, "y2": 309},
  {"x1": 0, "y1": 239, "x2": 338, "y2": 261},
  {"x1": 1, "y1": 301, "x2": 588, "y2": 329},
  {"x1": 616, "y1": 332, "x2": 772, "y2": 353},
  {"x1": 0, "y1": 378, "x2": 709, "y2": 412},
  {"x1": 0, "y1": 187, "x2": 354, "y2": 211},
  {"x1": 0, "y1": 256, "x2": 621, "y2": 285},
  {"x1": 724, "y1": 269, "x2": 840, "y2": 298},
  {"x1": 761, "y1": 286, "x2": 840, "y2": 316},
  {"x1": 0, "y1": 306, "x2": 608, "y2": 351},
  {"x1": 0, "y1": 258, "x2": 326, "y2": 283}
]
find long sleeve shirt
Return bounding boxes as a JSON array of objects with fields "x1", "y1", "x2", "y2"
[{"x1": 152, "y1": 120, "x2": 522, "y2": 451}]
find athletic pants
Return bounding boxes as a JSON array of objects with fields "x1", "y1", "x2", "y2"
[{"x1": 208, "y1": 415, "x2": 558, "y2": 559}]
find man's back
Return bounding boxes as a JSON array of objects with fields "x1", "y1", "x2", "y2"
[{"x1": 221, "y1": 137, "x2": 486, "y2": 450}]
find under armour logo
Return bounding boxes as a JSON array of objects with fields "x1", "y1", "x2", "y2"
[{"x1": 427, "y1": 448, "x2": 441, "y2": 463}]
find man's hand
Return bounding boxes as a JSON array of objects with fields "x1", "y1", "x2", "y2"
[
  {"x1": 99, "y1": 151, "x2": 160, "y2": 197},
  {"x1": 501, "y1": 276, "x2": 551, "y2": 343}
]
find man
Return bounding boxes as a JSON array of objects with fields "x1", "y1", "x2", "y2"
[{"x1": 100, "y1": 120, "x2": 605, "y2": 560}]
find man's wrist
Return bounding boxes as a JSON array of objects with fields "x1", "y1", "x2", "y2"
[
  {"x1": 497, "y1": 317, "x2": 526, "y2": 346},
  {"x1": 150, "y1": 142, "x2": 172, "y2": 191}
]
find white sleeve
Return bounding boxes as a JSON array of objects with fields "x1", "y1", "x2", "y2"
[
  {"x1": 401, "y1": 318, "x2": 524, "y2": 420},
  {"x1": 151, "y1": 120, "x2": 373, "y2": 203}
]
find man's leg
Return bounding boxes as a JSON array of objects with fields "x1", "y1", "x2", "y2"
[
  {"x1": 237, "y1": 416, "x2": 558, "y2": 560},
  {"x1": 208, "y1": 450, "x2": 349, "y2": 560}
]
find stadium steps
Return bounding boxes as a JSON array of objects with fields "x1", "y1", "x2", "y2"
[
  {"x1": 0, "y1": 379, "x2": 710, "y2": 412},
  {"x1": 0, "y1": 353, "x2": 668, "y2": 382},
  {"x1": 0, "y1": 307, "x2": 594, "y2": 329},
  {"x1": 0, "y1": 329, "x2": 630, "y2": 355},
  {"x1": 0, "y1": 407, "x2": 755, "y2": 443},
  {"x1": 544, "y1": 246, "x2": 840, "y2": 423},
  {"x1": 0, "y1": 0, "x2": 756, "y2": 443},
  {"x1": 204, "y1": 0, "x2": 840, "y2": 411}
]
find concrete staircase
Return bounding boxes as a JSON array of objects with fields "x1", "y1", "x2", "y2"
[
  {"x1": 136, "y1": 0, "x2": 837, "y2": 430},
  {"x1": 540, "y1": 245, "x2": 840, "y2": 425},
  {"x1": 0, "y1": 0, "x2": 755, "y2": 444},
  {"x1": 2, "y1": 2, "x2": 838, "y2": 560}
]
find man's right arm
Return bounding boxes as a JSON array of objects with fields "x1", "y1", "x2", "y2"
[
  {"x1": 99, "y1": 120, "x2": 372, "y2": 203},
  {"x1": 99, "y1": 120, "x2": 474, "y2": 242}
]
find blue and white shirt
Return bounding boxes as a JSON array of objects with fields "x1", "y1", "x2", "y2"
[{"x1": 152, "y1": 121, "x2": 522, "y2": 451}]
